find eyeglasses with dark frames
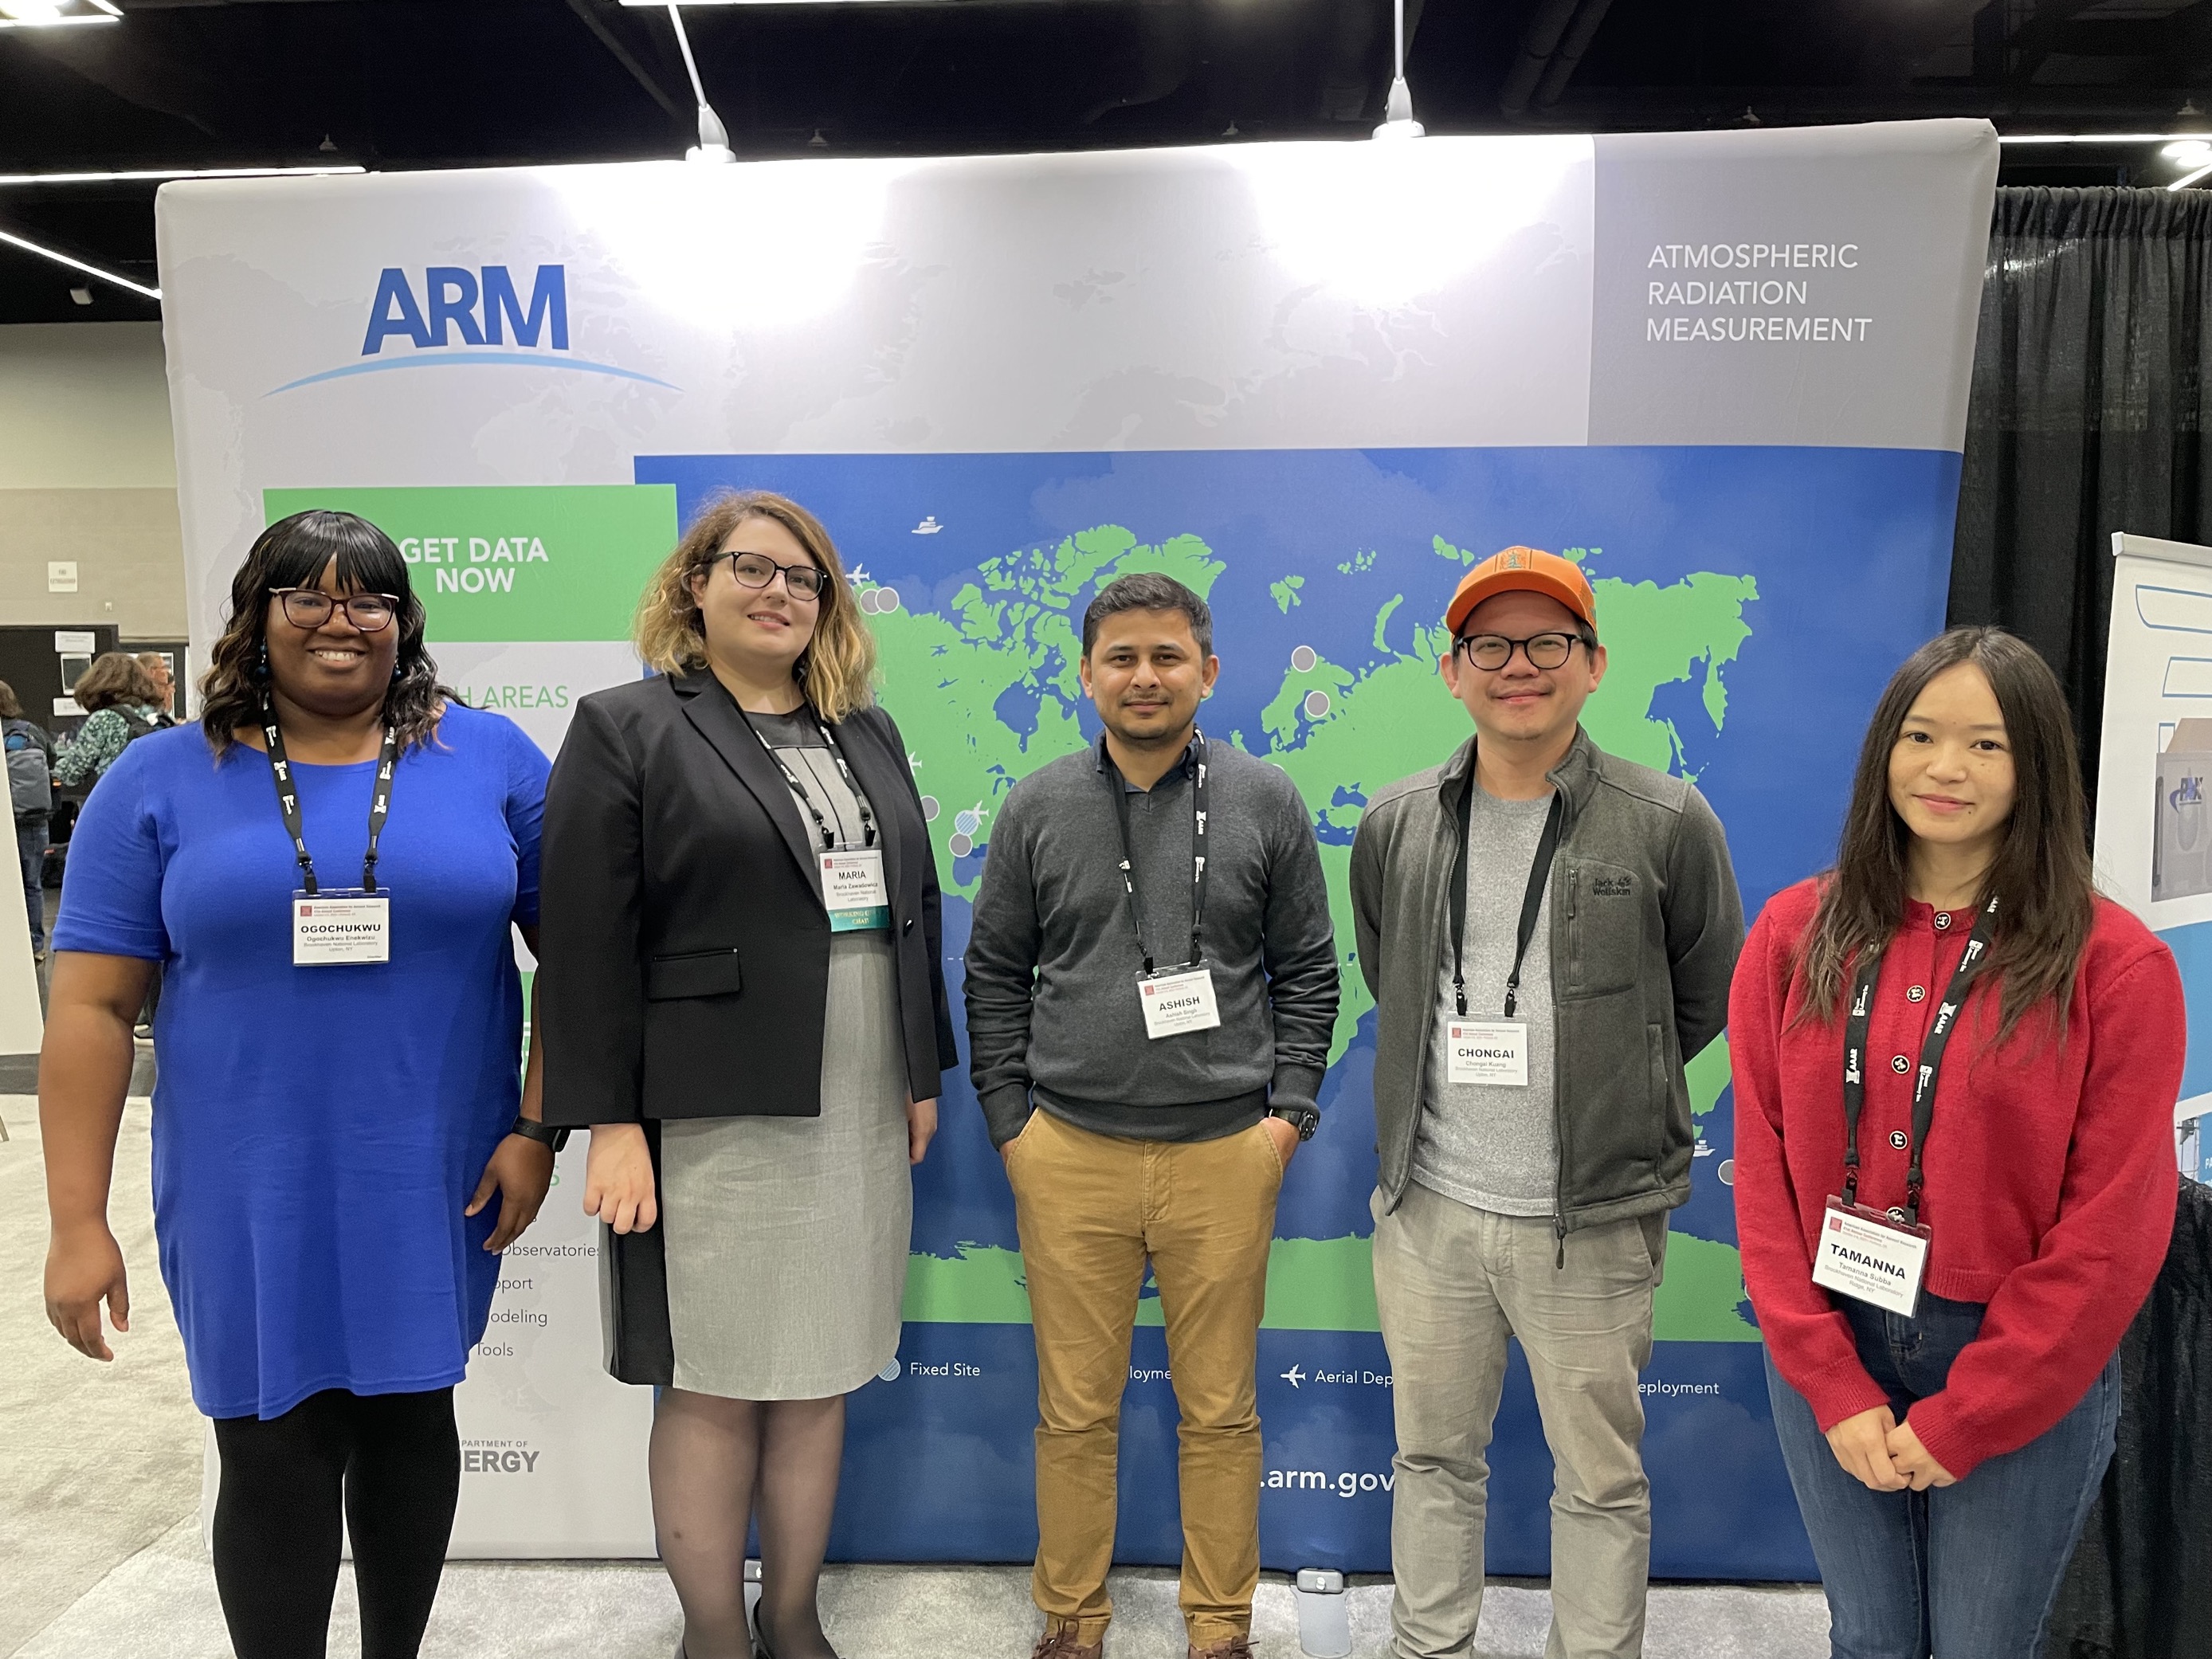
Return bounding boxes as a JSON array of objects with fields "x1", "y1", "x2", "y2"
[
  {"x1": 720, "y1": 551, "x2": 828, "y2": 602},
  {"x1": 1453, "y1": 630, "x2": 1587, "y2": 672},
  {"x1": 271, "y1": 588, "x2": 400, "y2": 633}
]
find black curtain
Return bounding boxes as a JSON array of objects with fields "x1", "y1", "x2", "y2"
[{"x1": 1948, "y1": 187, "x2": 2212, "y2": 808}]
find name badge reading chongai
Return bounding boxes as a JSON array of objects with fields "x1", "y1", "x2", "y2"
[
  {"x1": 293, "y1": 891, "x2": 391, "y2": 966},
  {"x1": 821, "y1": 848, "x2": 891, "y2": 932},
  {"x1": 1138, "y1": 964, "x2": 1222, "y2": 1040},
  {"x1": 1447, "y1": 1019, "x2": 1530, "y2": 1086},
  {"x1": 1810, "y1": 1198, "x2": 1931, "y2": 1317}
]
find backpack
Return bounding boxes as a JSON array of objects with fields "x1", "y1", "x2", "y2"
[{"x1": 6, "y1": 721, "x2": 52, "y2": 821}]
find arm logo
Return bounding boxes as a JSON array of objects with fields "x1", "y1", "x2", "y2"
[{"x1": 268, "y1": 265, "x2": 677, "y2": 395}]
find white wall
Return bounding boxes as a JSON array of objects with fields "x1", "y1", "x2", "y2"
[{"x1": 0, "y1": 322, "x2": 186, "y2": 638}]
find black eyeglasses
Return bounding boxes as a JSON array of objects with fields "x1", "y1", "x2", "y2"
[
  {"x1": 271, "y1": 589, "x2": 399, "y2": 632},
  {"x1": 720, "y1": 551, "x2": 827, "y2": 602},
  {"x1": 1453, "y1": 631, "x2": 1586, "y2": 671}
]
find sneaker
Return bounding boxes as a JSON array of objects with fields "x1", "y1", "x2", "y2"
[
  {"x1": 1188, "y1": 1637, "x2": 1253, "y2": 1659},
  {"x1": 1031, "y1": 1623, "x2": 1103, "y2": 1659}
]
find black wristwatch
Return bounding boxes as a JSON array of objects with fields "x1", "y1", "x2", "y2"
[
  {"x1": 508, "y1": 1116, "x2": 570, "y2": 1154},
  {"x1": 1268, "y1": 1105, "x2": 1321, "y2": 1142}
]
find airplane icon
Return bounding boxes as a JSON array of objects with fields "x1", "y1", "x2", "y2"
[{"x1": 1280, "y1": 1365, "x2": 1305, "y2": 1389}]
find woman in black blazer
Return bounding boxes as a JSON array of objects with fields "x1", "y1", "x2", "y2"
[{"x1": 539, "y1": 490, "x2": 957, "y2": 1659}]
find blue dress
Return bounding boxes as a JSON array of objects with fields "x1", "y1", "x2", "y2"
[{"x1": 53, "y1": 704, "x2": 549, "y2": 1420}]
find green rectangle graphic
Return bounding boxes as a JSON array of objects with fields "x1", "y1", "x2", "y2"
[{"x1": 263, "y1": 485, "x2": 680, "y2": 642}]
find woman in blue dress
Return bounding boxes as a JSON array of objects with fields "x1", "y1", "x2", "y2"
[{"x1": 40, "y1": 509, "x2": 556, "y2": 1659}]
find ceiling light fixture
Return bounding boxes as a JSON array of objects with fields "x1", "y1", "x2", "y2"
[
  {"x1": 0, "y1": 0, "x2": 120, "y2": 29},
  {"x1": 0, "y1": 165, "x2": 367, "y2": 187},
  {"x1": 2171, "y1": 162, "x2": 2212, "y2": 193},
  {"x1": 1373, "y1": 0, "x2": 1422, "y2": 140},
  {"x1": 664, "y1": 6, "x2": 734, "y2": 163},
  {"x1": 0, "y1": 225, "x2": 159, "y2": 300}
]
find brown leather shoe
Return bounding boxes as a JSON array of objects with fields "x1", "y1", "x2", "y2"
[
  {"x1": 1187, "y1": 1637, "x2": 1253, "y2": 1659},
  {"x1": 1030, "y1": 1623, "x2": 1103, "y2": 1659}
]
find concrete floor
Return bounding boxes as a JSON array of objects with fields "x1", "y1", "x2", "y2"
[{"x1": 1, "y1": 1075, "x2": 1831, "y2": 1659}]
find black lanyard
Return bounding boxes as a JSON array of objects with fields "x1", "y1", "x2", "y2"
[
  {"x1": 260, "y1": 696, "x2": 398, "y2": 897},
  {"x1": 741, "y1": 705, "x2": 877, "y2": 852},
  {"x1": 1448, "y1": 776, "x2": 1565, "y2": 1019},
  {"x1": 1102, "y1": 730, "x2": 1209, "y2": 977},
  {"x1": 1841, "y1": 893, "x2": 1998, "y2": 1226}
]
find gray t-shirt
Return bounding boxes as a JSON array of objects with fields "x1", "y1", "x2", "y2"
[{"x1": 1412, "y1": 785, "x2": 1558, "y2": 1217}]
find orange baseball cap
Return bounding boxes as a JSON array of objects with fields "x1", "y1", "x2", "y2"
[{"x1": 1445, "y1": 546, "x2": 1598, "y2": 637}]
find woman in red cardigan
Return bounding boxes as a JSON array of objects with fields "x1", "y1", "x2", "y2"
[{"x1": 1732, "y1": 626, "x2": 2183, "y2": 1659}]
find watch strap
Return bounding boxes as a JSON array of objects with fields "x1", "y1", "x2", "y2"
[
  {"x1": 509, "y1": 1115, "x2": 569, "y2": 1153},
  {"x1": 1268, "y1": 1105, "x2": 1320, "y2": 1142}
]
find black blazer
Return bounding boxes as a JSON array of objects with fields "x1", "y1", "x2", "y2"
[{"x1": 538, "y1": 670, "x2": 959, "y2": 1127}]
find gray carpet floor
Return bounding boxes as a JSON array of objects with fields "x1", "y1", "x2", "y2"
[{"x1": 1, "y1": 1082, "x2": 1830, "y2": 1658}]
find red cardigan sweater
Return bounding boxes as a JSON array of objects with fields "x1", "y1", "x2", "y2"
[{"x1": 1730, "y1": 880, "x2": 2183, "y2": 1481}]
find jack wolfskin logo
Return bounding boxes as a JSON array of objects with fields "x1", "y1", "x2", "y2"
[{"x1": 1590, "y1": 874, "x2": 1634, "y2": 896}]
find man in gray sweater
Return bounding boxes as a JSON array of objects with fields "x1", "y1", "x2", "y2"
[
  {"x1": 965, "y1": 572, "x2": 1339, "y2": 1659},
  {"x1": 1351, "y1": 547, "x2": 1743, "y2": 1659}
]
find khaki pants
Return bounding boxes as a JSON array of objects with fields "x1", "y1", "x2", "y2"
[
  {"x1": 1371, "y1": 1182, "x2": 1665, "y2": 1659},
  {"x1": 1006, "y1": 1109, "x2": 1283, "y2": 1647}
]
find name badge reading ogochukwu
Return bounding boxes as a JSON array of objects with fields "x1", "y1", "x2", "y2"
[{"x1": 292, "y1": 893, "x2": 391, "y2": 966}]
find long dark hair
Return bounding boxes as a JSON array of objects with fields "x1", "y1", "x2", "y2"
[
  {"x1": 1796, "y1": 626, "x2": 2095, "y2": 1043},
  {"x1": 199, "y1": 510, "x2": 453, "y2": 757}
]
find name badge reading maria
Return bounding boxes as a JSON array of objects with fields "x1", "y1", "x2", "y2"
[
  {"x1": 1811, "y1": 1198, "x2": 1931, "y2": 1317},
  {"x1": 1138, "y1": 964, "x2": 1222, "y2": 1040},
  {"x1": 821, "y1": 848, "x2": 891, "y2": 932},
  {"x1": 1447, "y1": 1020, "x2": 1529, "y2": 1087},
  {"x1": 292, "y1": 892, "x2": 391, "y2": 966}
]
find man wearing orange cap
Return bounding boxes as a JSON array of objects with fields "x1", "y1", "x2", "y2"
[{"x1": 1350, "y1": 547, "x2": 1743, "y2": 1659}]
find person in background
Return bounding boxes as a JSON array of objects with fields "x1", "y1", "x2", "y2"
[
  {"x1": 540, "y1": 490, "x2": 955, "y2": 1659},
  {"x1": 55, "y1": 652, "x2": 163, "y2": 789},
  {"x1": 41, "y1": 509, "x2": 555, "y2": 1659},
  {"x1": 963, "y1": 573, "x2": 1339, "y2": 1659},
  {"x1": 1349, "y1": 547, "x2": 1743, "y2": 1659},
  {"x1": 134, "y1": 650, "x2": 180, "y2": 728},
  {"x1": 2, "y1": 679, "x2": 57, "y2": 960},
  {"x1": 1732, "y1": 626, "x2": 2183, "y2": 1659}
]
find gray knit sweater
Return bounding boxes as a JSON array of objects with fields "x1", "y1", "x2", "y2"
[{"x1": 963, "y1": 735, "x2": 1340, "y2": 1147}]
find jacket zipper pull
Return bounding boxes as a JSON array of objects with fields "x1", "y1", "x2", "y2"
[{"x1": 1555, "y1": 1215, "x2": 1567, "y2": 1270}]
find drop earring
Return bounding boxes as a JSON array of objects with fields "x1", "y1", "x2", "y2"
[{"x1": 255, "y1": 640, "x2": 269, "y2": 680}]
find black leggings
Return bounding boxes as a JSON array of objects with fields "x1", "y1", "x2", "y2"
[{"x1": 210, "y1": 1387, "x2": 461, "y2": 1659}]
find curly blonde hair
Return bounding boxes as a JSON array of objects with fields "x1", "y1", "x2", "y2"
[{"x1": 634, "y1": 490, "x2": 877, "y2": 722}]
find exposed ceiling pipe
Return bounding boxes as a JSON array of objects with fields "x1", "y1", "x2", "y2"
[
  {"x1": 664, "y1": 4, "x2": 733, "y2": 162},
  {"x1": 1500, "y1": 0, "x2": 1585, "y2": 118},
  {"x1": 1534, "y1": 0, "x2": 1618, "y2": 109}
]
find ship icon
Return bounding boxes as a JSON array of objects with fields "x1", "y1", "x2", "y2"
[{"x1": 913, "y1": 516, "x2": 943, "y2": 535}]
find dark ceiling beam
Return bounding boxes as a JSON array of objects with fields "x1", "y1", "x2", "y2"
[
  {"x1": 563, "y1": 0, "x2": 686, "y2": 124},
  {"x1": 2006, "y1": 0, "x2": 2110, "y2": 84},
  {"x1": 14, "y1": 21, "x2": 232, "y2": 139},
  {"x1": 1540, "y1": 81, "x2": 2212, "y2": 124},
  {"x1": 1535, "y1": 0, "x2": 1619, "y2": 110}
]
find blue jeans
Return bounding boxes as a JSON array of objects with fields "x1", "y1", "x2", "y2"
[
  {"x1": 14, "y1": 817, "x2": 45, "y2": 950},
  {"x1": 1767, "y1": 1292, "x2": 2120, "y2": 1659}
]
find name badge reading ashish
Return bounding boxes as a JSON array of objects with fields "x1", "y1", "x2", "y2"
[
  {"x1": 1447, "y1": 1020, "x2": 1529, "y2": 1087},
  {"x1": 292, "y1": 892, "x2": 391, "y2": 966},
  {"x1": 1811, "y1": 1198, "x2": 1931, "y2": 1317},
  {"x1": 1138, "y1": 965, "x2": 1222, "y2": 1040},
  {"x1": 821, "y1": 849, "x2": 891, "y2": 932}
]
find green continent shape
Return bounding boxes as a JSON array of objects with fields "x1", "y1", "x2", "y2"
[{"x1": 865, "y1": 526, "x2": 1224, "y2": 897}]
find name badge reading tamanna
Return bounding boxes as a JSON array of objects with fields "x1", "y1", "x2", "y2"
[
  {"x1": 292, "y1": 891, "x2": 391, "y2": 966},
  {"x1": 1810, "y1": 1198, "x2": 1931, "y2": 1317},
  {"x1": 1447, "y1": 1020, "x2": 1529, "y2": 1086},
  {"x1": 821, "y1": 848, "x2": 891, "y2": 932},
  {"x1": 1138, "y1": 964, "x2": 1222, "y2": 1039}
]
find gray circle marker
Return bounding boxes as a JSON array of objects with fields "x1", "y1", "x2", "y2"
[
  {"x1": 1303, "y1": 690, "x2": 1331, "y2": 718},
  {"x1": 949, "y1": 832, "x2": 974, "y2": 857},
  {"x1": 1290, "y1": 645, "x2": 1317, "y2": 673},
  {"x1": 857, "y1": 587, "x2": 880, "y2": 614},
  {"x1": 876, "y1": 1359, "x2": 901, "y2": 1382},
  {"x1": 876, "y1": 587, "x2": 901, "y2": 614},
  {"x1": 1717, "y1": 1158, "x2": 1735, "y2": 1186},
  {"x1": 920, "y1": 795, "x2": 939, "y2": 822}
]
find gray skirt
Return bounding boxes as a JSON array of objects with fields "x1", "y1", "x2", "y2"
[{"x1": 656, "y1": 930, "x2": 912, "y2": 1400}]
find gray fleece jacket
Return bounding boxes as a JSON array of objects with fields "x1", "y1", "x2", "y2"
[{"x1": 963, "y1": 734, "x2": 1340, "y2": 1147}]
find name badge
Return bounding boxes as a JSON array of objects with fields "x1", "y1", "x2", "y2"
[
  {"x1": 1447, "y1": 1020, "x2": 1529, "y2": 1087},
  {"x1": 1138, "y1": 964, "x2": 1222, "y2": 1040},
  {"x1": 821, "y1": 848, "x2": 891, "y2": 932},
  {"x1": 292, "y1": 891, "x2": 390, "y2": 967},
  {"x1": 1811, "y1": 1198, "x2": 1931, "y2": 1317}
]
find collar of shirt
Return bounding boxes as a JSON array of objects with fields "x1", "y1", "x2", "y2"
[{"x1": 1094, "y1": 732, "x2": 1198, "y2": 793}]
